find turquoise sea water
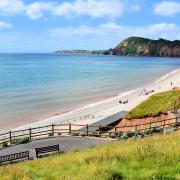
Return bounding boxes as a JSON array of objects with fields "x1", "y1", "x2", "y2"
[{"x1": 0, "y1": 54, "x2": 180, "y2": 129}]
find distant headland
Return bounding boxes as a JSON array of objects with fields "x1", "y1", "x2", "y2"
[
  {"x1": 54, "y1": 49, "x2": 113, "y2": 55},
  {"x1": 113, "y1": 37, "x2": 180, "y2": 57},
  {"x1": 55, "y1": 37, "x2": 180, "y2": 57}
]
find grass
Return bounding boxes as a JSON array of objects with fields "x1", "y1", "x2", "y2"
[
  {"x1": 125, "y1": 90, "x2": 180, "y2": 119},
  {"x1": 0, "y1": 131, "x2": 179, "y2": 180}
]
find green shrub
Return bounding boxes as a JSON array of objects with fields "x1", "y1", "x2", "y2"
[
  {"x1": 143, "y1": 129, "x2": 153, "y2": 135},
  {"x1": 151, "y1": 124, "x2": 163, "y2": 133},
  {"x1": 16, "y1": 137, "x2": 30, "y2": 144},
  {"x1": 71, "y1": 131, "x2": 80, "y2": 136},
  {"x1": 120, "y1": 133, "x2": 128, "y2": 140},
  {"x1": 154, "y1": 127, "x2": 163, "y2": 133},
  {"x1": 132, "y1": 130, "x2": 144, "y2": 139},
  {"x1": 163, "y1": 127, "x2": 174, "y2": 134},
  {"x1": 114, "y1": 132, "x2": 123, "y2": 139},
  {"x1": 79, "y1": 132, "x2": 87, "y2": 137},
  {"x1": 109, "y1": 132, "x2": 118, "y2": 139},
  {"x1": 126, "y1": 131, "x2": 135, "y2": 138},
  {"x1": 90, "y1": 131, "x2": 100, "y2": 137}
]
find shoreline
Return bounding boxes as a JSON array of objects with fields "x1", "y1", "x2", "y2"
[{"x1": 1, "y1": 68, "x2": 180, "y2": 133}]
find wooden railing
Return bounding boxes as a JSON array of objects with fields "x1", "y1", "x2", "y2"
[
  {"x1": 171, "y1": 97, "x2": 180, "y2": 113},
  {"x1": 0, "y1": 116, "x2": 179, "y2": 148}
]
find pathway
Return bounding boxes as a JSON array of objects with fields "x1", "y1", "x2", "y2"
[{"x1": 0, "y1": 136, "x2": 113, "y2": 159}]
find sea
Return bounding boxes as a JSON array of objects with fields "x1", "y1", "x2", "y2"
[{"x1": 0, "y1": 53, "x2": 180, "y2": 130}]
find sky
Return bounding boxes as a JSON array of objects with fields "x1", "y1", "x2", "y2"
[{"x1": 0, "y1": 0, "x2": 180, "y2": 52}]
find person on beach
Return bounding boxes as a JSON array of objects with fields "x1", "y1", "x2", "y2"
[
  {"x1": 171, "y1": 81, "x2": 173, "y2": 87},
  {"x1": 119, "y1": 96, "x2": 128, "y2": 104},
  {"x1": 142, "y1": 88, "x2": 146, "y2": 95},
  {"x1": 139, "y1": 89, "x2": 143, "y2": 96}
]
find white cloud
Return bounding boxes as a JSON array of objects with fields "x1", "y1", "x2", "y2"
[
  {"x1": 154, "y1": 1, "x2": 180, "y2": 16},
  {"x1": 146, "y1": 23, "x2": 176, "y2": 33},
  {"x1": 26, "y1": 2, "x2": 55, "y2": 20},
  {"x1": 0, "y1": 0, "x2": 25, "y2": 15},
  {"x1": 0, "y1": 21, "x2": 13, "y2": 28},
  {"x1": 53, "y1": 0, "x2": 124, "y2": 18},
  {"x1": 0, "y1": 0, "x2": 141, "y2": 20},
  {"x1": 51, "y1": 22, "x2": 180, "y2": 41}
]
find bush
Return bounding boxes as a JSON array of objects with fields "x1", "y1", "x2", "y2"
[
  {"x1": 115, "y1": 132, "x2": 123, "y2": 139},
  {"x1": 0, "y1": 141, "x2": 8, "y2": 148},
  {"x1": 132, "y1": 130, "x2": 144, "y2": 139},
  {"x1": 71, "y1": 131, "x2": 80, "y2": 136},
  {"x1": 91, "y1": 131, "x2": 100, "y2": 137},
  {"x1": 163, "y1": 127, "x2": 174, "y2": 134},
  {"x1": 126, "y1": 131, "x2": 135, "y2": 138},
  {"x1": 16, "y1": 137, "x2": 30, "y2": 144},
  {"x1": 120, "y1": 133, "x2": 128, "y2": 140},
  {"x1": 151, "y1": 124, "x2": 163, "y2": 133},
  {"x1": 109, "y1": 132, "x2": 123, "y2": 139},
  {"x1": 143, "y1": 129, "x2": 153, "y2": 135},
  {"x1": 109, "y1": 132, "x2": 117, "y2": 139},
  {"x1": 154, "y1": 127, "x2": 163, "y2": 133},
  {"x1": 79, "y1": 132, "x2": 87, "y2": 137}
]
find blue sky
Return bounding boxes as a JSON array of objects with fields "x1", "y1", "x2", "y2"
[{"x1": 0, "y1": 0, "x2": 180, "y2": 52}]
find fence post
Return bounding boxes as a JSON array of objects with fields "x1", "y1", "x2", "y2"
[
  {"x1": 69, "y1": 123, "x2": 71, "y2": 135},
  {"x1": 175, "y1": 117, "x2": 178, "y2": 126},
  {"x1": 163, "y1": 119, "x2": 166, "y2": 130},
  {"x1": 52, "y1": 124, "x2": 54, "y2": 136},
  {"x1": 9, "y1": 131, "x2": 12, "y2": 145},
  {"x1": 29, "y1": 128, "x2": 32, "y2": 140},
  {"x1": 86, "y1": 124, "x2": 89, "y2": 136},
  {"x1": 149, "y1": 121, "x2": 152, "y2": 130},
  {"x1": 135, "y1": 124, "x2": 138, "y2": 131},
  {"x1": 115, "y1": 126, "x2": 117, "y2": 133}
]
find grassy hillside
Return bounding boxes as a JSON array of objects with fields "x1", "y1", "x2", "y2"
[
  {"x1": 125, "y1": 90, "x2": 180, "y2": 119},
  {"x1": 0, "y1": 131, "x2": 179, "y2": 179},
  {"x1": 113, "y1": 36, "x2": 180, "y2": 57}
]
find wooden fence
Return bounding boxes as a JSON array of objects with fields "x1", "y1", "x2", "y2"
[
  {"x1": 0, "y1": 116, "x2": 179, "y2": 148},
  {"x1": 171, "y1": 97, "x2": 180, "y2": 113}
]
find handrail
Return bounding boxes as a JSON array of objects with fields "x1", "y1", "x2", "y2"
[
  {"x1": 1, "y1": 116, "x2": 179, "y2": 136},
  {"x1": 170, "y1": 97, "x2": 180, "y2": 111},
  {"x1": 0, "y1": 115, "x2": 179, "y2": 147}
]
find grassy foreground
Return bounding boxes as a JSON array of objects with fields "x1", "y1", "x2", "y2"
[
  {"x1": 125, "y1": 90, "x2": 180, "y2": 119},
  {"x1": 0, "y1": 131, "x2": 180, "y2": 180}
]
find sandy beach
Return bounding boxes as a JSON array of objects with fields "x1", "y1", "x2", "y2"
[{"x1": 3, "y1": 68, "x2": 178, "y2": 134}]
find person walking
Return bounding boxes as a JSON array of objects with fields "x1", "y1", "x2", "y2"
[{"x1": 171, "y1": 81, "x2": 173, "y2": 87}]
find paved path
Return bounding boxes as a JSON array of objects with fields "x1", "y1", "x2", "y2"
[{"x1": 0, "y1": 136, "x2": 113, "y2": 159}]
